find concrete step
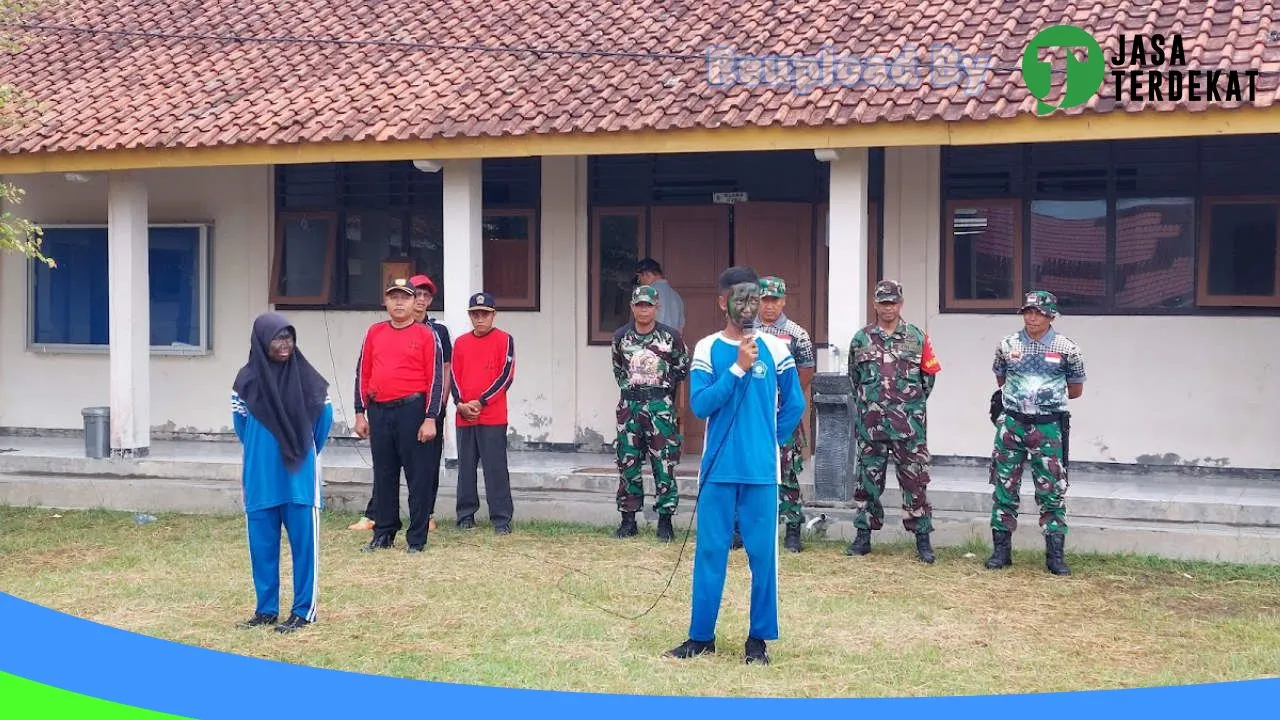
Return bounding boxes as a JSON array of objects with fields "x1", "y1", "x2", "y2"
[{"x1": 6, "y1": 470, "x2": 1280, "y2": 565}]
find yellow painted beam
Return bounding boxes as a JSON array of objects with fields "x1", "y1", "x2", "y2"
[{"x1": 0, "y1": 106, "x2": 1275, "y2": 174}]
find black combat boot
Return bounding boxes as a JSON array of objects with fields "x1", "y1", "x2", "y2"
[
  {"x1": 784, "y1": 523, "x2": 803, "y2": 553},
  {"x1": 614, "y1": 512, "x2": 638, "y2": 539},
  {"x1": 1045, "y1": 533, "x2": 1071, "y2": 576},
  {"x1": 845, "y1": 528, "x2": 872, "y2": 556},
  {"x1": 656, "y1": 514, "x2": 675, "y2": 542},
  {"x1": 984, "y1": 530, "x2": 1012, "y2": 569},
  {"x1": 915, "y1": 532, "x2": 935, "y2": 564}
]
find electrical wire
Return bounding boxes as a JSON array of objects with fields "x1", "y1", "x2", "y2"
[{"x1": 319, "y1": 308, "x2": 754, "y2": 622}]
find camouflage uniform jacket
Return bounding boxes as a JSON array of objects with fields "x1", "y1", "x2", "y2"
[
  {"x1": 611, "y1": 322, "x2": 691, "y2": 394},
  {"x1": 760, "y1": 314, "x2": 816, "y2": 372},
  {"x1": 993, "y1": 328, "x2": 1086, "y2": 417},
  {"x1": 848, "y1": 321, "x2": 941, "y2": 442}
]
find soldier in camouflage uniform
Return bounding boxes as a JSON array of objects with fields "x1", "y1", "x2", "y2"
[
  {"x1": 985, "y1": 290, "x2": 1086, "y2": 577},
  {"x1": 611, "y1": 285, "x2": 692, "y2": 542},
  {"x1": 757, "y1": 276, "x2": 816, "y2": 553},
  {"x1": 846, "y1": 280, "x2": 942, "y2": 564}
]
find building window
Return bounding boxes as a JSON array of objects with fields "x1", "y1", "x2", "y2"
[
  {"x1": 590, "y1": 207, "x2": 645, "y2": 343},
  {"x1": 271, "y1": 158, "x2": 539, "y2": 311},
  {"x1": 944, "y1": 199, "x2": 1023, "y2": 309},
  {"x1": 1198, "y1": 199, "x2": 1280, "y2": 307},
  {"x1": 28, "y1": 224, "x2": 211, "y2": 353},
  {"x1": 941, "y1": 136, "x2": 1280, "y2": 315}
]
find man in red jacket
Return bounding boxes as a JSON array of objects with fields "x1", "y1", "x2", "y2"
[
  {"x1": 451, "y1": 291, "x2": 516, "y2": 534},
  {"x1": 354, "y1": 278, "x2": 444, "y2": 553}
]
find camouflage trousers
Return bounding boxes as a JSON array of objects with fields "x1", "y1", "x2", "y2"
[
  {"x1": 778, "y1": 423, "x2": 806, "y2": 526},
  {"x1": 852, "y1": 435, "x2": 934, "y2": 534},
  {"x1": 989, "y1": 414, "x2": 1068, "y2": 535},
  {"x1": 615, "y1": 397, "x2": 682, "y2": 515}
]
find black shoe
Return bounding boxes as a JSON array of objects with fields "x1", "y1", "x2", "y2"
[
  {"x1": 664, "y1": 638, "x2": 715, "y2": 659},
  {"x1": 614, "y1": 511, "x2": 639, "y2": 539},
  {"x1": 274, "y1": 613, "x2": 311, "y2": 634},
  {"x1": 985, "y1": 529, "x2": 1013, "y2": 569},
  {"x1": 1045, "y1": 532, "x2": 1071, "y2": 576},
  {"x1": 494, "y1": 523, "x2": 512, "y2": 535},
  {"x1": 744, "y1": 637, "x2": 771, "y2": 665},
  {"x1": 406, "y1": 544, "x2": 426, "y2": 554},
  {"x1": 784, "y1": 523, "x2": 803, "y2": 553},
  {"x1": 731, "y1": 525, "x2": 743, "y2": 550},
  {"x1": 457, "y1": 516, "x2": 476, "y2": 530},
  {"x1": 845, "y1": 528, "x2": 872, "y2": 556},
  {"x1": 915, "y1": 532, "x2": 935, "y2": 564},
  {"x1": 656, "y1": 514, "x2": 675, "y2": 542},
  {"x1": 361, "y1": 535, "x2": 394, "y2": 553},
  {"x1": 237, "y1": 613, "x2": 277, "y2": 628}
]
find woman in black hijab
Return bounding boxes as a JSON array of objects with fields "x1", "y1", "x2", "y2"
[{"x1": 230, "y1": 312, "x2": 333, "y2": 634}]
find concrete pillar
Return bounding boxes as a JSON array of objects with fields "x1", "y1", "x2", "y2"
[
  {"x1": 882, "y1": 147, "x2": 941, "y2": 325},
  {"x1": 107, "y1": 172, "x2": 150, "y2": 457},
  {"x1": 540, "y1": 156, "x2": 580, "y2": 445},
  {"x1": 826, "y1": 148, "x2": 870, "y2": 375},
  {"x1": 441, "y1": 159, "x2": 484, "y2": 460}
]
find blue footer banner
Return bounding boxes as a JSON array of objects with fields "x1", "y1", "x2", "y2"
[{"x1": 0, "y1": 591, "x2": 1274, "y2": 718}]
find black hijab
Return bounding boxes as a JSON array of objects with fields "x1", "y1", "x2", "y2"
[{"x1": 232, "y1": 312, "x2": 330, "y2": 473}]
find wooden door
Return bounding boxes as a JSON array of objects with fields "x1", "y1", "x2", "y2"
[
  {"x1": 649, "y1": 205, "x2": 731, "y2": 454},
  {"x1": 733, "y1": 202, "x2": 816, "y2": 455}
]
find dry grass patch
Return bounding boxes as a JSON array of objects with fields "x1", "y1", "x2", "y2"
[{"x1": 1, "y1": 505, "x2": 1279, "y2": 697}]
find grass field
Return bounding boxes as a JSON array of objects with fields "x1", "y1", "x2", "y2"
[{"x1": 1, "y1": 505, "x2": 1278, "y2": 698}]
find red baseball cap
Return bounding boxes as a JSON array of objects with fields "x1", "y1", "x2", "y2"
[{"x1": 408, "y1": 274, "x2": 436, "y2": 294}]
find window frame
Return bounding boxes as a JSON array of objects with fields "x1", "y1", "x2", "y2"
[
  {"x1": 269, "y1": 210, "x2": 338, "y2": 306},
  {"x1": 1196, "y1": 196, "x2": 1280, "y2": 308},
  {"x1": 941, "y1": 138, "x2": 1280, "y2": 316},
  {"x1": 25, "y1": 222, "x2": 213, "y2": 356},
  {"x1": 482, "y1": 208, "x2": 541, "y2": 311},
  {"x1": 588, "y1": 206, "x2": 647, "y2": 345},
  {"x1": 942, "y1": 198, "x2": 1026, "y2": 311}
]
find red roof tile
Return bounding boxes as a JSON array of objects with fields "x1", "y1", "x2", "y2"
[{"x1": 0, "y1": 0, "x2": 1277, "y2": 156}]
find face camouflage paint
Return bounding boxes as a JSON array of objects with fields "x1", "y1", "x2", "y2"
[{"x1": 726, "y1": 281, "x2": 761, "y2": 332}]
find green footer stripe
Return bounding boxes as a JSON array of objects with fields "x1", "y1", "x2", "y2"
[{"x1": 0, "y1": 671, "x2": 192, "y2": 718}]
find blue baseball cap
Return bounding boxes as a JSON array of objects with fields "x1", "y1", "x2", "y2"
[{"x1": 468, "y1": 292, "x2": 496, "y2": 312}]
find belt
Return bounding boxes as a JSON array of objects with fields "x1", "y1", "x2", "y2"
[
  {"x1": 621, "y1": 386, "x2": 672, "y2": 402},
  {"x1": 368, "y1": 392, "x2": 424, "y2": 409},
  {"x1": 1008, "y1": 410, "x2": 1063, "y2": 425}
]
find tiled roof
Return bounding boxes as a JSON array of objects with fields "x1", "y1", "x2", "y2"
[{"x1": 0, "y1": 0, "x2": 1278, "y2": 156}]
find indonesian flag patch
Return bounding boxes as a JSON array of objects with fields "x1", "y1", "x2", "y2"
[{"x1": 1044, "y1": 352, "x2": 1062, "y2": 365}]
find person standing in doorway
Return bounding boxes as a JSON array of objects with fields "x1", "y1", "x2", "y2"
[
  {"x1": 985, "y1": 290, "x2": 1085, "y2": 576},
  {"x1": 635, "y1": 258, "x2": 685, "y2": 334},
  {"x1": 756, "y1": 275, "x2": 816, "y2": 553},
  {"x1": 665, "y1": 266, "x2": 805, "y2": 666},
  {"x1": 846, "y1": 280, "x2": 942, "y2": 564},
  {"x1": 355, "y1": 278, "x2": 445, "y2": 553},
  {"x1": 231, "y1": 312, "x2": 333, "y2": 634},
  {"x1": 452, "y1": 291, "x2": 516, "y2": 534},
  {"x1": 610, "y1": 284, "x2": 691, "y2": 542},
  {"x1": 348, "y1": 274, "x2": 452, "y2": 534}
]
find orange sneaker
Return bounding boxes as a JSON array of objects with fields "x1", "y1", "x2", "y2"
[{"x1": 348, "y1": 517, "x2": 374, "y2": 531}]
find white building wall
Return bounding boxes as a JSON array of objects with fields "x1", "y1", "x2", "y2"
[
  {"x1": 0, "y1": 167, "x2": 271, "y2": 435},
  {"x1": 880, "y1": 147, "x2": 1280, "y2": 471}
]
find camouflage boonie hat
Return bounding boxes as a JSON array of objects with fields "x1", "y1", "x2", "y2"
[
  {"x1": 631, "y1": 284, "x2": 659, "y2": 305},
  {"x1": 760, "y1": 276, "x2": 787, "y2": 298},
  {"x1": 1021, "y1": 290, "x2": 1059, "y2": 318},
  {"x1": 873, "y1": 280, "x2": 903, "y2": 303}
]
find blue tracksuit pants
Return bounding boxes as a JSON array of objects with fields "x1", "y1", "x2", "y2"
[
  {"x1": 688, "y1": 481, "x2": 780, "y2": 642},
  {"x1": 247, "y1": 503, "x2": 319, "y2": 622}
]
